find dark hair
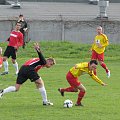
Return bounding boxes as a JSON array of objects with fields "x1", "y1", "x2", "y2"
[
  {"x1": 15, "y1": 21, "x2": 21, "y2": 25},
  {"x1": 19, "y1": 14, "x2": 23, "y2": 17},
  {"x1": 90, "y1": 60, "x2": 98, "y2": 65}
]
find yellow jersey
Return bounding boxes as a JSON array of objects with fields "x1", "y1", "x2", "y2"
[
  {"x1": 91, "y1": 33, "x2": 109, "y2": 54},
  {"x1": 70, "y1": 62, "x2": 104, "y2": 85}
]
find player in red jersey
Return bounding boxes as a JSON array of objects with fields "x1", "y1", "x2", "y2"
[
  {"x1": 0, "y1": 43, "x2": 56, "y2": 106},
  {"x1": 0, "y1": 47, "x2": 3, "y2": 69},
  {"x1": 1, "y1": 22, "x2": 23, "y2": 75}
]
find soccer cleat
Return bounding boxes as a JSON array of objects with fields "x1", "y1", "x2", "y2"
[
  {"x1": 1, "y1": 71, "x2": 9, "y2": 75},
  {"x1": 43, "y1": 101, "x2": 53, "y2": 106},
  {"x1": 107, "y1": 70, "x2": 110, "y2": 78},
  {"x1": 0, "y1": 90, "x2": 3, "y2": 98},
  {"x1": 58, "y1": 88, "x2": 64, "y2": 97},
  {"x1": 75, "y1": 103, "x2": 84, "y2": 107}
]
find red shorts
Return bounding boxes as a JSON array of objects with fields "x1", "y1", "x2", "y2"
[
  {"x1": 91, "y1": 50, "x2": 104, "y2": 61},
  {"x1": 66, "y1": 71, "x2": 80, "y2": 87}
]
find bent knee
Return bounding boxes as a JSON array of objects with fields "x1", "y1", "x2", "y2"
[
  {"x1": 80, "y1": 88, "x2": 86, "y2": 92},
  {"x1": 74, "y1": 88, "x2": 78, "y2": 92}
]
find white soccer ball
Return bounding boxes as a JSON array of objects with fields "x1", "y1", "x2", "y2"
[{"x1": 63, "y1": 99, "x2": 73, "y2": 108}]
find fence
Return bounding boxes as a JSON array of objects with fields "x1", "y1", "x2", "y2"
[{"x1": 0, "y1": 16, "x2": 120, "y2": 43}]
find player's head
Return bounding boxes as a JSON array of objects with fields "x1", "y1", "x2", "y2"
[
  {"x1": 15, "y1": 22, "x2": 22, "y2": 30},
  {"x1": 19, "y1": 14, "x2": 23, "y2": 18},
  {"x1": 19, "y1": 14, "x2": 23, "y2": 17},
  {"x1": 97, "y1": 26, "x2": 103, "y2": 34},
  {"x1": 89, "y1": 60, "x2": 98, "y2": 71},
  {"x1": 45, "y1": 57, "x2": 56, "y2": 68},
  {"x1": 18, "y1": 14, "x2": 24, "y2": 21}
]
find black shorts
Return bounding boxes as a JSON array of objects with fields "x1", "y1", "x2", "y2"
[
  {"x1": 16, "y1": 65, "x2": 40, "y2": 84},
  {"x1": 4, "y1": 46, "x2": 17, "y2": 59}
]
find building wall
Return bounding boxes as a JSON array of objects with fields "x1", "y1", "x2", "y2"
[{"x1": 0, "y1": 19, "x2": 120, "y2": 43}]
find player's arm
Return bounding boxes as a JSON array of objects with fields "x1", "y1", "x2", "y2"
[
  {"x1": 23, "y1": 21, "x2": 28, "y2": 31},
  {"x1": 89, "y1": 73, "x2": 107, "y2": 86},
  {"x1": 89, "y1": 41, "x2": 96, "y2": 51},
  {"x1": 102, "y1": 39, "x2": 109, "y2": 47},
  {"x1": 18, "y1": 33, "x2": 24, "y2": 47},
  {"x1": 101, "y1": 34, "x2": 109, "y2": 47},
  {"x1": 34, "y1": 43, "x2": 46, "y2": 65}
]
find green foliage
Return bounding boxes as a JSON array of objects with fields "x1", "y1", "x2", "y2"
[{"x1": 0, "y1": 41, "x2": 120, "y2": 120}]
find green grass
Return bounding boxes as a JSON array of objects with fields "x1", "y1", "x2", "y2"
[{"x1": 0, "y1": 41, "x2": 120, "y2": 120}]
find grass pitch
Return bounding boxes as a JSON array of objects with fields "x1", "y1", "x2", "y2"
[{"x1": 0, "y1": 42, "x2": 120, "y2": 120}]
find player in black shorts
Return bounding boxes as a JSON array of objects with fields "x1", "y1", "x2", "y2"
[
  {"x1": 3, "y1": 46, "x2": 17, "y2": 60},
  {"x1": 0, "y1": 43, "x2": 56, "y2": 106},
  {"x1": 1, "y1": 22, "x2": 23, "y2": 75}
]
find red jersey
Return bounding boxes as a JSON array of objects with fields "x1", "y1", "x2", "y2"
[
  {"x1": 24, "y1": 58, "x2": 45, "y2": 72},
  {"x1": 8, "y1": 30, "x2": 23, "y2": 48}
]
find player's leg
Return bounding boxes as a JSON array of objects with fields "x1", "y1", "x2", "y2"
[
  {"x1": 1, "y1": 56, "x2": 9, "y2": 75},
  {"x1": 91, "y1": 50, "x2": 97, "y2": 75},
  {"x1": 0, "y1": 67, "x2": 26, "y2": 98},
  {"x1": 35, "y1": 78, "x2": 53, "y2": 105},
  {"x1": 75, "y1": 84, "x2": 86, "y2": 106},
  {"x1": 11, "y1": 48, "x2": 19, "y2": 75},
  {"x1": 0, "y1": 57, "x2": 3, "y2": 69},
  {"x1": 98, "y1": 53, "x2": 110, "y2": 78},
  {"x1": 58, "y1": 87, "x2": 78, "y2": 96},
  {"x1": 58, "y1": 71, "x2": 79, "y2": 96},
  {"x1": 0, "y1": 84, "x2": 21, "y2": 98},
  {"x1": 1, "y1": 46, "x2": 12, "y2": 75},
  {"x1": 12, "y1": 59, "x2": 19, "y2": 75}
]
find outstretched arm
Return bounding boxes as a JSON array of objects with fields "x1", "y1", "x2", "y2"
[
  {"x1": 34, "y1": 42, "x2": 46, "y2": 65},
  {"x1": 89, "y1": 72, "x2": 107, "y2": 86}
]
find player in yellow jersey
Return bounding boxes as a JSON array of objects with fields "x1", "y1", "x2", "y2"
[
  {"x1": 58, "y1": 60, "x2": 107, "y2": 106},
  {"x1": 91, "y1": 26, "x2": 110, "y2": 78}
]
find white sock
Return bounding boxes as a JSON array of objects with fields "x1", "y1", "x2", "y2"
[
  {"x1": 3, "y1": 61, "x2": 8, "y2": 72},
  {"x1": 38, "y1": 86, "x2": 47, "y2": 103},
  {"x1": 13, "y1": 62, "x2": 19, "y2": 74},
  {"x1": 3, "y1": 86, "x2": 16, "y2": 94}
]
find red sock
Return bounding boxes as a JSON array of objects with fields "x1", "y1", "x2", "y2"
[
  {"x1": 77, "y1": 91, "x2": 85, "y2": 104},
  {"x1": 61, "y1": 86, "x2": 75, "y2": 92},
  {"x1": 101, "y1": 63, "x2": 108, "y2": 73}
]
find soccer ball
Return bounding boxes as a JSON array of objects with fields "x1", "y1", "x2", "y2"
[{"x1": 63, "y1": 99, "x2": 73, "y2": 108}]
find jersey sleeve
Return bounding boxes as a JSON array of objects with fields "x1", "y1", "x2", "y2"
[
  {"x1": 37, "y1": 50, "x2": 46, "y2": 65},
  {"x1": 75, "y1": 63, "x2": 84, "y2": 69},
  {"x1": 89, "y1": 72, "x2": 104, "y2": 85},
  {"x1": 101, "y1": 34, "x2": 109, "y2": 47}
]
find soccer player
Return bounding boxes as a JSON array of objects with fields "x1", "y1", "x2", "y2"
[
  {"x1": 58, "y1": 60, "x2": 107, "y2": 106},
  {"x1": 1, "y1": 22, "x2": 23, "y2": 75},
  {"x1": 91, "y1": 26, "x2": 110, "y2": 78},
  {"x1": 0, "y1": 43, "x2": 56, "y2": 106},
  {"x1": 0, "y1": 47, "x2": 3, "y2": 69},
  {"x1": 18, "y1": 14, "x2": 28, "y2": 49}
]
